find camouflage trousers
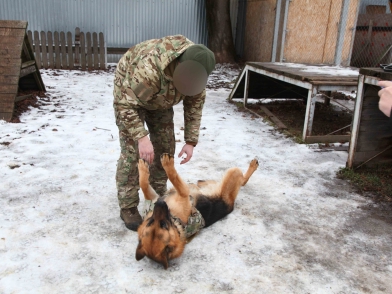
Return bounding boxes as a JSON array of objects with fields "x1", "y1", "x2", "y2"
[{"x1": 115, "y1": 108, "x2": 176, "y2": 209}]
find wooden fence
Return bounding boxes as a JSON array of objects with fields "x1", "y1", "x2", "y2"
[{"x1": 27, "y1": 27, "x2": 106, "y2": 70}]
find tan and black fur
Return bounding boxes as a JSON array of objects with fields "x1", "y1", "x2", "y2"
[{"x1": 136, "y1": 153, "x2": 259, "y2": 269}]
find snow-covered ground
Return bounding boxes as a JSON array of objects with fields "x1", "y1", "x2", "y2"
[{"x1": 1, "y1": 66, "x2": 391, "y2": 294}]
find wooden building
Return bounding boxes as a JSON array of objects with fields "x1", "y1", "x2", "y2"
[
  {"x1": 0, "y1": 20, "x2": 45, "y2": 122},
  {"x1": 242, "y1": 0, "x2": 360, "y2": 66}
]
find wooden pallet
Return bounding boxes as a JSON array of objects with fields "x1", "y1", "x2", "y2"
[{"x1": 0, "y1": 20, "x2": 45, "y2": 122}]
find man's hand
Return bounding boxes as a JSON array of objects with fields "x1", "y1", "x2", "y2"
[
  {"x1": 178, "y1": 144, "x2": 194, "y2": 164},
  {"x1": 378, "y1": 81, "x2": 392, "y2": 117},
  {"x1": 138, "y1": 136, "x2": 154, "y2": 164}
]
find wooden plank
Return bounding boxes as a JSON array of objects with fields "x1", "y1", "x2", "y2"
[
  {"x1": 0, "y1": 35, "x2": 25, "y2": 45},
  {"x1": 99, "y1": 32, "x2": 105, "y2": 70},
  {"x1": 0, "y1": 94, "x2": 16, "y2": 111},
  {"x1": 14, "y1": 94, "x2": 32, "y2": 103},
  {"x1": 93, "y1": 32, "x2": 99, "y2": 70},
  {"x1": 40, "y1": 31, "x2": 48, "y2": 69},
  {"x1": 0, "y1": 57, "x2": 21, "y2": 66},
  {"x1": 0, "y1": 66, "x2": 21, "y2": 76},
  {"x1": 60, "y1": 31, "x2": 67, "y2": 69},
  {"x1": 27, "y1": 30, "x2": 33, "y2": 52},
  {"x1": 0, "y1": 112, "x2": 12, "y2": 122},
  {"x1": 20, "y1": 65, "x2": 36, "y2": 77},
  {"x1": 33, "y1": 31, "x2": 41, "y2": 69},
  {"x1": 0, "y1": 84, "x2": 18, "y2": 94},
  {"x1": 0, "y1": 28, "x2": 25, "y2": 37},
  {"x1": 259, "y1": 106, "x2": 288, "y2": 129},
  {"x1": 305, "y1": 135, "x2": 350, "y2": 144},
  {"x1": 0, "y1": 75, "x2": 19, "y2": 84},
  {"x1": 0, "y1": 43, "x2": 23, "y2": 58},
  {"x1": 67, "y1": 31, "x2": 74, "y2": 69},
  {"x1": 22, "y1": 60, "x2": 36, "y2": 68},
  {"x1": 107, "y1": 47, "x2": 129, "y2": 55},
  {"x1": 80, "y1": 32, "x2": 86, "y2": 70},
  {"x1": 86, "y1": 32, "x2": 93, "y2": 70},
  {"x1": 0, "y1": 21, "x2": 28, "y2": 29},
  {"x1": 54, "y1": 31, "x2": 61, "y2": 69},
  {"x1": 47, "y1": 31, "x2": 54, "y2": 69},
  {"x1": 0, "y1": 101, "x2": 14, "y2": 111},
  {"x1": 74, "y1": 27, "x2": 80, "y2": 67},
  {"x1": 24, "y1": 34, "x2": 35, "y2": 60},
  {"x1": 246, "y1": 62, "x2": 358, "y2": 84}
]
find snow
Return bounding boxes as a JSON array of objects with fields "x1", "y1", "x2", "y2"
[
  {"x1": 1, "y1": 66, "x2": 391, "y2": 294},
  {"x1": 274, "y1": 62, "x2": 359, "y2": 76}
]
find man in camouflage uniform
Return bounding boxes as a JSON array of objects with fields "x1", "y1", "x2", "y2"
[{"x1": 113, "y1": 35, "x2": 216, "y2": 231}]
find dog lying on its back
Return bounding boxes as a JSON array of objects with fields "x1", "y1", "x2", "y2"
[{"x1": 135, "y1": 153, "x2": 259, "y2": 269}]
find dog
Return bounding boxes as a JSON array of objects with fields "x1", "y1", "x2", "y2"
[{"x1": 135, "y1": 153, "x2": 259, "y2": 269}]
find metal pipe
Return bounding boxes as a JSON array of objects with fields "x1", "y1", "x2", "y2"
[
  {"x1": 271, "y1": 0, "x2": 282, "y2": 62},
  {"x1": 335, "y1": 0, "x2": 350, "y2": 66},
  {"x1": 279, "y1": 0, "x2": 290, "y2": 62}
]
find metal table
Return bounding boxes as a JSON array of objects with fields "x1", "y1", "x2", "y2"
[{"x1": 229, "y1": 62, "x2": 359, "y2": 143}]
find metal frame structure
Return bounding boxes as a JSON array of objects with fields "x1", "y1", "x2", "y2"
[{"x1": 229, "y1": 63, "x2": 358, "y2": 143}]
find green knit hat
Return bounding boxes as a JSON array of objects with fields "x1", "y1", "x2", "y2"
[{"x1": 178, "y1": 44, "x2": 216, "y2": 75}]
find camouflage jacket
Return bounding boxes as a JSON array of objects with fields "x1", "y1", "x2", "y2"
[{"x1": 113, "y1": 35, "x2": 206, "y2": 145}]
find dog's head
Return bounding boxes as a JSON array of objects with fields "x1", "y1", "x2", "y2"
[{"x1": 135, "y1": 200, "x2": 186, "y2": 269}]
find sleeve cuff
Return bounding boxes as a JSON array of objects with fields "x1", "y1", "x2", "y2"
[
  {"x1": 132, "y1": 130, "x2": 150, "y2": 142},
  {"x1": 186, "y1": 141, "x2": 197, "y2": 147}
]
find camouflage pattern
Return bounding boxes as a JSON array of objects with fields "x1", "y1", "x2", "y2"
[
  {"x1": 113, "y1": 35, "x2": 206, "y2": 209},
  {"x1": 143, "y1": 197, "x2": 206, "y2": 239},
  {"x1": 115, "y1": 108, "x2": 175, "y2": 208},
  {"x1": 113, "y1": 35, "x2": 206, "y2": 144}
]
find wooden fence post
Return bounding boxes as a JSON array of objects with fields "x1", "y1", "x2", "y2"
[
  {"x1": 74, "y1": 27, "x2": 80, "y2": 67},
  {"x1": 93, "y1": 32, "x2": 99, "y2": 70},
  {"x1": 80, "y1": 32, "x2": 86, "y2": 71},
  {"x1": 99, "y1": 32, "x2": 105, "y2": 70},
  {"x1": 60, "y1": 32, "x2": 67, "y2": 69},
  {"x1": 33, "y1": 31, "x2": 41, "y2": 69},
  {"x1": 54, "y1": 31, "x2": 61, "y2": 69},
  {"x1": 67, "y1": 32, "x2": 74, "y2": 69},
  {"x1": 47, "y1": 31, "x2": 54, "y2": 68},
  {"x1": 86, "y1": 32, "x2": 92, "y2": 70},
  {"x1": 40, "y1": 31, "x2": 48, "y2": 69}
]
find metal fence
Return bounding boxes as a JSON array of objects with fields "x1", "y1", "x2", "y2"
[
  {"x1": 351, "y1": 0, "x2": 392, "y2": 67},
  {"x1": 0, "y1": 0, "x2": 209, "y2": 63}
]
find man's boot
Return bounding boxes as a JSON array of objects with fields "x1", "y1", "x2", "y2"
[{"x1": 120, "y1": 207, "x2": 143, "y2": 231}]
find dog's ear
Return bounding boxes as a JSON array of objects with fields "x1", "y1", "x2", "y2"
[{"x1": 135, "y1": 241, "x2": 145, "y2": 261}]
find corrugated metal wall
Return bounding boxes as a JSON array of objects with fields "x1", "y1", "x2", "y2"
[{"x1": 0, "y1": 0, "x2": 208, "y2": 62}]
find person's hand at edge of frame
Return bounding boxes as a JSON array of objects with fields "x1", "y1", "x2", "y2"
[
  {"x1": 178, "y1": 144, "x2": 194, "y2": 165},
  {"x1": 138, "y1": 136, "x2": 154, "y2": 164},
  {"x1": 378, "y1": 81, "x2": 392, "y2": 117}
]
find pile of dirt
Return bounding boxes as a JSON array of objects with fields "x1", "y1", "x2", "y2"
[{"x1": 11, "y1": 91, "x2": 48, "y2": 123}]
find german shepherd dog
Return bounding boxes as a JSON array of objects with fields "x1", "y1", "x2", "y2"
[{"x1": 135, "y1": 153, "x2": 259, "y2": 269}]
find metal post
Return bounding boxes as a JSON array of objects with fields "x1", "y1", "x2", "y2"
[
  {"x1": 346, "y1": 1, "x2": 360, "y2": 66},
  {"x1": 335, "y1": 0, "x2": 350, "y2": 66},
  {"x1": 271, "y1": 0, "x2": 282, "y2": 62},
  {"x1": 279, "y1": 0, "x2": 290, "y2": 62}
]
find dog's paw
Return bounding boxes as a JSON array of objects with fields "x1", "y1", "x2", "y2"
[
  {"x1": 138, "y1": 158, "x2": 150, "y2": 174},
  {"x1": 160, "y1": 153, "x2": 174, "y2": 168},
  {"x1": 250, "y1": 158, "x2": 259, "y2": 170}
]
